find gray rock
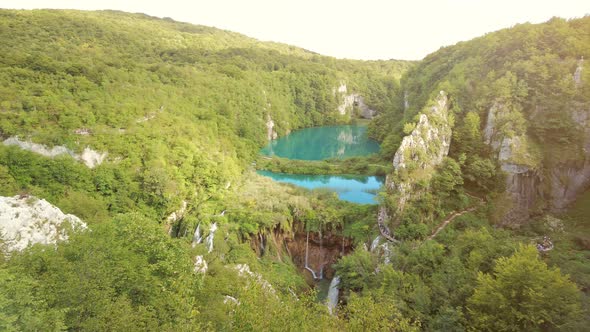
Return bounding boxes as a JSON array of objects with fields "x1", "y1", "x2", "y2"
[
  {"x1": 389, "y1": 91, "x2": 451, "y2": 213},
  {"x1": 3, "y1": 136, "x2": 107, "y2": 168}
]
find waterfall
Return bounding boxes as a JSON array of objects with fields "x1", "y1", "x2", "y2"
[
  {"x1": 206, "y1": 223, "x2": 217, "y2": 253},
  {"x1": 404, "y1": 90, "x2": 409, "y2": 111},
  {"x1": 191, "y1": 223, "x2": 202, "y2": 248},
  {"x1": 304, "y1": 230, "x2": 323, "y2": 280},
  {"x1": 381, "y1": 243, "x2": 391, "y2": 264},
  {"x1": 326, "y1": 276, "x2": 340, "y2": 315},
  {"x1": 259, "y1": 233, "x2": 266, "y2": 256},
  {"x1": 370, "y1": 235, "x2": 381, "y2": 252}
]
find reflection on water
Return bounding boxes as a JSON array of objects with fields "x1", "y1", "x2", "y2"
[
  {"x1": 257, "y1": 170, "x2": 384, "y2": 204},
  {"x1": 261, "y1": 125, "x2": 380, "y2": 160}
]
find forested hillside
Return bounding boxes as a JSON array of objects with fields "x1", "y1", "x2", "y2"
[
  {"x1": 0, "y1": 9, "x2": 409, "y2": 221},
  {"x1": 0, "y1": 9, "x2": 589, "y2": 331},
  {"x1": 365, "y1": 16, "x2": 590, "y2": 330}
]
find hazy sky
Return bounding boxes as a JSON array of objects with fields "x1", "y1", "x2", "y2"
[{"x1": 1, "y1": 0, "x2": 588, "y2": 60}]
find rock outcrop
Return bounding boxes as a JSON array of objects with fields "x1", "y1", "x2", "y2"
[
  {"x1": 194, "y1": 255, "x2": 208, "y2": 274},
  {"x1": 484, "y1": 103, "x2": 544, "y2": 224},
  {"x1": 235, "y1": 263, "x2": 276, "y2": 294},
  {"x1": 335, "y1": 82, "x2": 376, "y2": 118},
  {"x1": 283, "y1": 228, "x2": 352, "y2": 281},
  {"x1": 266, "y1": 114, "x2": 278, "y2": 141},
  {"x1": 574, "y1": 56, "x2": 584, "y2": 86},
  {"x1": 3, "y1": 136, "x2": 107, "y2": 168},
  {"x1": 0, "y1": 195, "x2": 87, "y2": 252},
  {"x1": 354, "y1": 95, "x2": 377, "y2": 119},
  {"x1": 388, "y1": 91, "x2": 452, "y2": 214},
  {"x1": 547, "y1": 107, "x2": 590, "y2": 210},
  {"x1": 485, "y1": 100, "x2": 590, "y2": 224}
]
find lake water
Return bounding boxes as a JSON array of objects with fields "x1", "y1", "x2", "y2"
[
  {"x1": 260, "y1": 125, "x2": 380, "y2": 160},
  {"x1": 257, "y1": 170, "x2": 384, "y2": 204},
  {"x1": 258, "y1": 125, "x2": 383, "y2": 204}
]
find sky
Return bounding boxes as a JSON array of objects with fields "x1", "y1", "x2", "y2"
[{"x1": 1, "y1": 0, "x2": 588, "y2": 60}]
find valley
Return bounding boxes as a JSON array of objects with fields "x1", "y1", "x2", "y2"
[{"x1": 0, "y1": 9, "x2": 588, "y2": 331}]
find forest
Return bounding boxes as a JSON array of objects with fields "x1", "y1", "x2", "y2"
[{"x1": 0, "y1": 9, "x2": 589, "y2": 331}]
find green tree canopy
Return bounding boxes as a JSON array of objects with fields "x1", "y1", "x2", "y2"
[{"x1": 467, "y1": 245, "x2": 582, "y2": 331}]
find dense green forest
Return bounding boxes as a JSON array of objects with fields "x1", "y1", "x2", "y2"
[{"x1": 0, "y1": 9, "x2": 589, "y2": 331}]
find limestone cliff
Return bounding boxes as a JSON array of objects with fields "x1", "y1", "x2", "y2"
[
  {"x1": 252, "y1": 225, "x2": 352, "y2": 283},
  {"x1": 266, "y1": 114, "x2": 278, "y2": 141},
  {"x1": 335, "y1": 82, "x2": 376, "y2": 119},
  {"x1": 546, "y1": 105, "x2": 590, "y2": 211},
  {"x1": 3, "y1": 136, "x2": 107, "y2": 168},
  {"x1": 388, "y1": 91, "x2": 452, "y2": 214},
  {"x1": 0, "y1": 195, "x2": 87, "y2": 252},
  {"x1": 574, "y1": 57, "x2": 584, "y2": 86},
  {"x1": 485, "y1": 100, "x2": 590, "y2": 224}
]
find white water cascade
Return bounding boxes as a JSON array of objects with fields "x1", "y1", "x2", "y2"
[
  {"x1": 326, "y1": 276, "x2": 341, "y2": 315},
  {"x1": 192, "y1": 223, "x2": 203, "y2": 248},
  {"x1": 304, "y1": 230, "x2": 324, "y2": 280},
  {"x1": 206, "y1": 223, "x2": 217, "y2": 253},
  {"x1": 259, "y1": 233, "x2": 266, "y2": 256},
  {"x1": 381, "y1": 242, "x2": 392, "y2": 264},
  {"x1": 370, "y1": 235, "x2": 381, "y2": 252}
]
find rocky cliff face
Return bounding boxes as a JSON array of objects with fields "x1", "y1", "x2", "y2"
[
  {"x1": 335, "y1": 82, "x2": 376, "y2": 119},
  {"x1": 266, "y1": 114, "x2": 278, "y2": 141},
  {"x1": 548, "y1": 107, "x2": 590, "y2": 210},
  {"x1": 253, "y1": 226, "x2": 352, "y2": 283},
  {"x1": 0, "y1": 195, "x2": 87, "y2": 252},
  {"x1": 484, "y1": 104, "x2": 543, "y2": 223},
  {"x1": 285, "y1": 230, "x2": 352, "y2": 281},
  {"x1": 574, "y1": 57, "x2": 584, "y2": 86},
  {"x1": 3, "y1": 136, "x2": 107, "y2": 168},
  {"x1": 388, "y1": 91, "x2": 452, "y2": 214},
  {"x1": 485, "y1": 100, "x2": 590, "y2": 224}
]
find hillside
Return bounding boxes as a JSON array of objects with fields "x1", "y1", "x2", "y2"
[
  {"x1": 0, "y1": 9, "x2": 410, "y2": 221},
  {"x1": 0, "y1": 9, "x2": 589, "y2": 331}
]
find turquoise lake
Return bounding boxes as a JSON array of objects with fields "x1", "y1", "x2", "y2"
[
  {"x1": 258, "y1": 125, "x2": 383, "y2": 204},
  {"x1": 260, "y1": 125, "x2": 380, "y2": 160},
  {"x1": 257, "y1": 171, "x2": 384, "y2": 204}
]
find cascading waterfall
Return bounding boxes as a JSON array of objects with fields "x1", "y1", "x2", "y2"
[
  {"x1": 381, "y1": 243, "x2": 392, "y2": 264},
  {"x1": 326, "y1": 276, "x2": 340, "y2": 315},
  {"x1": 192, "y1": 223, "x2": 202, "y2": 248},
  {"x1": 370, "y1": 235, "x2": 381, "y2": 252},
  {"x1": 259, "y1": 233, "x2": 266, "y2": 256},
  {"x1": 304, "y1": 230, "x2": 323, "y2": 280},
  {"x1": 206, "y1": 223, "x2": 217, "y2": 253}
]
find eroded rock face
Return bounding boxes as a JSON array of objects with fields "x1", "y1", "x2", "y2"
[
  {"x1": 354, "y1": 95, "x2": 376, "y2": 119},
  {"x1": 485, "y1": 103, "x2": 543, "y2": 224},
  {"x1": 338, "y1": 93, "x2": 356, "y2": 116},
  {"x1": 266, "y1": 114, "x2": 278, "y2": 141},
  {"x1": 194, "y1": 255, "x2": 208, "y2": 274},
  {"x1": 548, "y1": 107, "x2": 590, "y2": 211},
  {"x1": 0, "y1": 195, "x2": 86, "y2": 252},
  {"x1": 574, "y1": 57, "x2": 584, "y2": 86},
  {"x1": 335, "y1": 82, "x2": 376, "y2": 118},
  {"x1": 389, "y1": 91, "x2": 452, "y2": 213},
  {"x1": 485, "y1": 101, "x2": 590, "y2": 224},
  {"x1": 283, "y1": 230, "x2": 352, "y2": 281},
  {"x1": 3, "y1": 137, "x2": 107, "y2": 168},
  {"x1": 235, "y1": 264, "x2": 275, "y2": 294},
  {"x1": 548, "y1": 162, "x2": 590, "y2": 210}
]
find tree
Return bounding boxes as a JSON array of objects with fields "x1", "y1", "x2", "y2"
[
  {"x1": 431, "y1": 157, "x2": 463, "y2": 199},
  {"x1": 452, "y1": 112, "x2": 483, "y2": 156},
  {"x1": 467, "y1": 245, "x2": 582, "y2": 331},
  {"x1": 333, "y1": 249, "x2": 377, "y2": 291},
  {"x1": 346, "y1": 292, "x2": 420, "y2": 332}
]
